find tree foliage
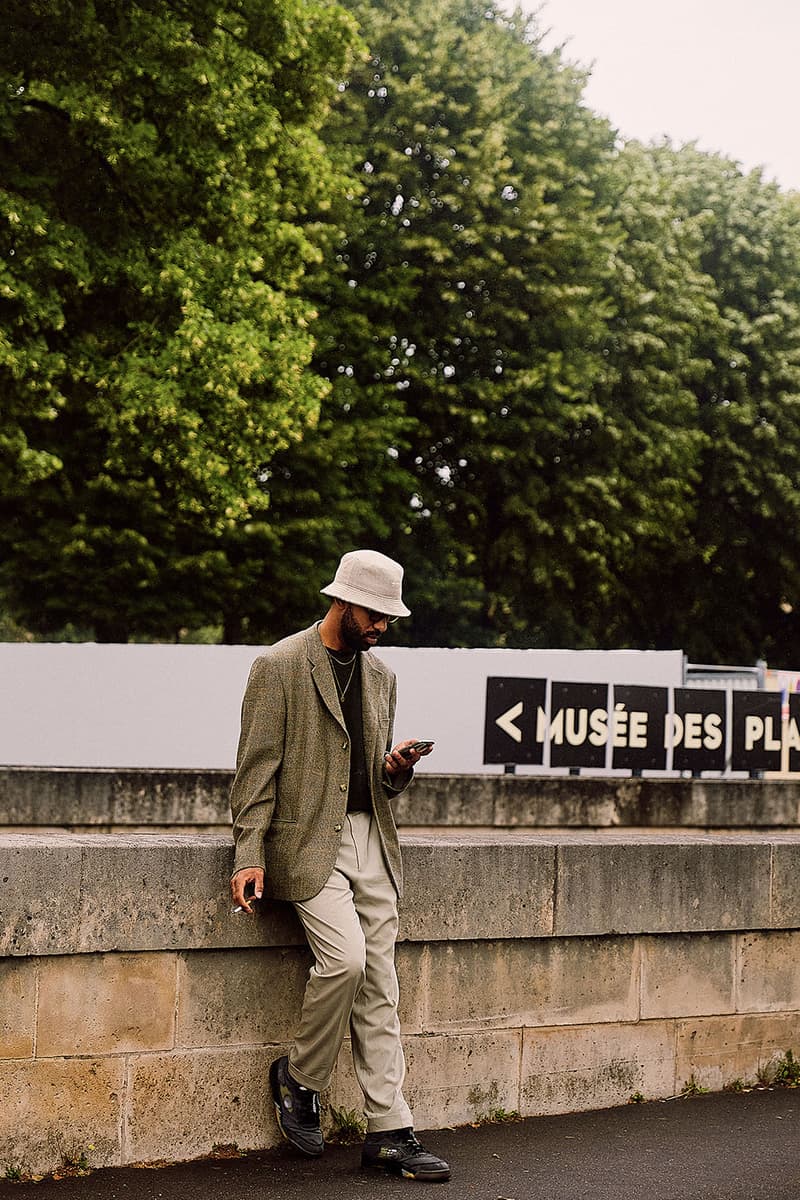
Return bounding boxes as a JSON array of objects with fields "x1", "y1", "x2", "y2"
[
  {"x1": 265, "y1": 0, "x2": 625, "y2": 646},
  {"x1": 629, "y1": 146, "x2": 800, "y2": 663},
  {"x1": 0, "y1": 0, "x2": 358, "y2": 639},
  {"x1": 4, "y1": 0, "x2": 800, "y2": 665}
]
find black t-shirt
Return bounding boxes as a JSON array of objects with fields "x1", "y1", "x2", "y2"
[{"x1": 327, "y1": 651, "x2": 372, "y2": 813}]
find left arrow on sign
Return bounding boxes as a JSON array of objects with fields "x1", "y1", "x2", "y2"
[{"x1": 496, "y1": 701, "x2": 523, "y2": 743}]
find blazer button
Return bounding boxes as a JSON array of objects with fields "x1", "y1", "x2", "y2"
[
  {"x1": 342, "y1": 741, "x2": 348, "y2": 750},
  {"x1": 334, "y1": 822, "x2": 343, "y2": 832},
  {"x1": 339, "y1": 783, "x2": 347, "y2": 792}
]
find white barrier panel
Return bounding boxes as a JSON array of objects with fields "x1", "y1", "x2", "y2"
[{"x1": 0, "y1": 642, "x2": 684, "y2": 772}]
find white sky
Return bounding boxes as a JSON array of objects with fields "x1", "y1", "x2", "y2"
[{"x1": 519, "y1": 0, "x2": 800, "y2": 192}]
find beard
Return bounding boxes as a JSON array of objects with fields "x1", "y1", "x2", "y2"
[{"x1": 341, "y1": 605, "x2": 378, "y2": 653}]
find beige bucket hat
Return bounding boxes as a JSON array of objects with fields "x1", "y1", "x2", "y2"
[{"x1": 320, "y1": 549, "x2": 411, "y2": 618}]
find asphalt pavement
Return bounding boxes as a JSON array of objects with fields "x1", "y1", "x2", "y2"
[{"x1": 2, "y1": 1088, "x2": 798, "y2": 1200}]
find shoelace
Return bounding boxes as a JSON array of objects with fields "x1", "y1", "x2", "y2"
[
  {"x1": 379, "y1": 1129, "x2": 423, "y2": 1154},
  {"x1": 367, "y1": 1128, "x2": 426, "y2": 1154}
]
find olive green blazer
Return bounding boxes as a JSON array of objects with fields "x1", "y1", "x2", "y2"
[{"x1": 229, "y1": 623, "x2": 409, "y2": 901}]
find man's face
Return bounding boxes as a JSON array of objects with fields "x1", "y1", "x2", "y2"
[{"x1": 341, "y1": 603, "x2": 390, "y2": 652}]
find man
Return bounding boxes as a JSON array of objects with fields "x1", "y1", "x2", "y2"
[{"x1": 229, "y1": 549, "x2": 450, "y2": 1183}]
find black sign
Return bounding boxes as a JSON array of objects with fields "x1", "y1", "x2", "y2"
[
  {"x1": 731, "y1": 691, "x2": 782, "y2": 773},
  {"x1": 611, "y1": 685, "x2": 668, "y2": 772},
  {"x1": 483, "y1": 676, "x2": 546, "y2": 764},
  {"x1": 549, "y1": 681, "x2": 608, "y2": 770},
  {"x1": 671, "y1": 688, "x2": 726, "y2": 773}
]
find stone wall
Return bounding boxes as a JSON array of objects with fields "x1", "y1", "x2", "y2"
[{"x1": 1, "y1": 828, "x2": 799, "y2": 1176}]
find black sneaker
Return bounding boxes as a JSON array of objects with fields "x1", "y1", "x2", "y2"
[
  {"x1": 361, "y1": 1127, "x2": 451, "y2": 1181},
  {"x1": 269, "y1": 1055, "x2": 324, "y2": 1157}
]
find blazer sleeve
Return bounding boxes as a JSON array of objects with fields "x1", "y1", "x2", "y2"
[
  {"x1": 229, "y1": 654, "x2": 285, "y2": 877},
  {"x1": 381, "y1": 672, "x2": 413, "y2": 795}
]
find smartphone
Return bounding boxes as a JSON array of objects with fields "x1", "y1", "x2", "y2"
[{"x1": 400, "y1": 740, "x2": 434, "y2": 758}]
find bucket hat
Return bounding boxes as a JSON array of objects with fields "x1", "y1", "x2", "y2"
[{"x1": 320, "y1": 549, "x2": 411, "y2": 618}]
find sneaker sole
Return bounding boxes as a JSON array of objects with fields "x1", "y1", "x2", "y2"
[
  {"x1": 362, "y1": 1159, "x2": 450, "y2": 1181},
  {"x1": 401, "y1": 1167, "x2": 451, "y2": 1182}
]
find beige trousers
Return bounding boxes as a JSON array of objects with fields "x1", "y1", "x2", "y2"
[{"x1": 287, "y1": 811, "x2": 414, "y2": 1133}]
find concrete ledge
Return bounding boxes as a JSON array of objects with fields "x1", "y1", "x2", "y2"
[
  {"x1": 2, "y1": 830, "x2": 800, "y2": 958},
  {"x1": 4, "y1": 768, "x2": 800, "y2": 832},
  {"x1": 402, "y1": 774, "x2": 800, "y2": 829},
  {"x1": 0, "y1": 768, "x2": 233, "y2": 831}
]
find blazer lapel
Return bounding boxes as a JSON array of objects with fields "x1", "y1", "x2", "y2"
[
  {"x1": 307, "y1": 625, "x2": 347, "y2": 732},
  {"x1": 360, "y1": 651, "x2": 383, "y2": 765}
]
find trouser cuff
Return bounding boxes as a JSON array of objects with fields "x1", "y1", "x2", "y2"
[
  {"x1": 365, "y1": 1105, "x2": 415, "y2": 1134},
  {"x1": 287, "y1": 1057, "x2": 330, "y2": 1094}
]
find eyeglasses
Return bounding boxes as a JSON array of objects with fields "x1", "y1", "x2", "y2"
[{"x1": 366, "y1": 608, "x2": 399, "y2": 625}]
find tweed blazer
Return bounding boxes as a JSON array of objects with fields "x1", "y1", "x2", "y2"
[{"x1": 229, "y1": 623, "x2": 410, "y2": 901}]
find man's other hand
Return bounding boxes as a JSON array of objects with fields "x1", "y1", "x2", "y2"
[
  {"x1": 384, "y1": 738, "x2": 434, "y2": 776},
  {"x1": 230, "y1": 866, "x2": 265, "y2": 913}
]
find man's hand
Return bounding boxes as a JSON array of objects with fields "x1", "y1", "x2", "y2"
[
  {"x1": 384, "y1": 738, "x2": 434, "y2": 777},
  {"x1": 230, "y1": 867, "x2": 265, "y2": 914}
]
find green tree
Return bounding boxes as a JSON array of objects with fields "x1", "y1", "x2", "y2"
[
  {"x1": 571, "y1": 140, "x2": 717, "y2": 650},
  {"x1": 0, "y1": 0, "x2": 358, "y2": 639},
  {"x1": 628, "y1": 146, "x2": 800, "y2": 664},
  {"x1": 269, "y1": 0, "x2": 625, "y2": 647}
]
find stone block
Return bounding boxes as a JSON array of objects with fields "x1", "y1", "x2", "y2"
[
  {"x1": 125, "y1": 1048, "x2": 278, "y2": 1163},
  {"x1": 70, "y1": 836, "x2": 251, "y2": 953},
  {"x1": 555, "y1": 837, "x2": 772, "y2": 936},
  {"x1": 396, "y1": 943, "x2": 428, "y2": 1032},
  {"x1": 176, "y1": 947, "x2": 310, "y2": 1047},
  {"x1": 675, "y1": 1012, "x2": 800, "y2": 1092},
  {"x1": 640, "y1": 933, "x2": 736, "y2": 1019},
  {"x1": 419, "y1": 936, "x2": 637, "y2": 1031},
  {"x1": 521, "y1": 1020, "x2": 676, "y2": 1115},
  {"x1": 104, "y1": 770, "x2": 232, "y2": 827},
  {"x1": 400, "y1": 836, "x2": 554, "y2": 941},
  {"x1": 692, "y1": 780, "x2": 800, "y2": 827},
  {"x1": 737, "y1": 931, "x2": 800, "y2": 1013},
  {"x1": 0, "y1": 1057, "x2": 124, "y2": 1174},
  {"x1": 402, "y1": 1030, "x2": 522, "y2": 1129},
  {"x1": 0, "y1": 835, "x2": 84, "y2": 955},
  {"x1": 493, "y1": 776, "x2": 637, "y2": 828},
  {"x1": 771, "y1": 841, "x2": 800, "y2": 928},
  {"x1": 395, "y1": 776, "x2": 495, "y2": 826},
  {"x1": 0, "y1": 768, "x2": 229, "y2": 828},
  {"x1": 1, "y1": 833, "x2": 304, "y2": 956},
  {"x1": 0, "y1": 958, "x2": 36, "y2": 1057},
  {"x1": 37, "y1": 952, "x2": 177, "y2": 1056}
]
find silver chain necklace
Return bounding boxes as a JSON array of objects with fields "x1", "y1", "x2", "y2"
[{"x1": 327, "y1": 649, "x2": 357, "y2": 702}]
